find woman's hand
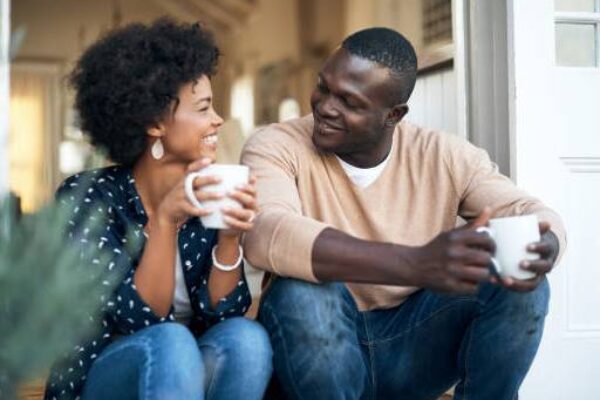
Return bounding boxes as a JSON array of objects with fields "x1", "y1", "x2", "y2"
[
  {"x1": 155, "y1": 158, "x2": 222, "y2": 228},
  {"x1": 219, "y1": 175, "x2": 258, "y2": 238}
]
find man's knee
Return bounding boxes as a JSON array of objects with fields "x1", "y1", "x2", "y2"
[
  {"x1": 259, "y1": 278, "x2": 349, "y2": 334},
  {"x1": 481, "y1": 277, "x2": 550, "y2": 331},
  {"x1": 258, "y1": 278, "x2": 363, "y2": 372}
]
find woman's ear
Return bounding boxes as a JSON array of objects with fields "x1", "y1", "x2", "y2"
[{"x1": 146, "y1": 123, "x2": 165, "y2": 139}]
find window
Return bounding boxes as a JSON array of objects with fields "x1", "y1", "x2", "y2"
[
  {"x1": 555, "y1": 0, "x2": 600, "y2": 67},
  {"x1": 423, "y1": 0, "x2": 452, "y2": 46}
]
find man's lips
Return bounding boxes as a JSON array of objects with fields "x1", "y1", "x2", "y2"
[{"x1": 315, "y1": 116, "x2": 344, "y2": 133}]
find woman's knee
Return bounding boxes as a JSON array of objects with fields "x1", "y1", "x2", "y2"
[
  {"x1": 146, "y1": 322, "x2": 203, "y2": 370},
  {"x1": 216, "y1": 318, "x2": 273, "y2": 368}
]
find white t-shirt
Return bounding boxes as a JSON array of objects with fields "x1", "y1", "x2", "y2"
[
  {"x1": 173, "y1": 241, "x2": 193, "y2": 323},
  {"x1": 336, "y1": 151, "x2": 391, "y2": 189}
]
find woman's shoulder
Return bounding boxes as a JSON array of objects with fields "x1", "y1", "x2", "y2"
[{"x1": 57, "y1": 166, "x2": 131, "y2": 204}]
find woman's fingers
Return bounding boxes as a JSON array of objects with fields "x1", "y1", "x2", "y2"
[
  {"x1": 182, "y1": 203, "x2": 213, "y2": 218},
  {"x1": 222, "y1": 215, "x2": 253, "y2": 232},
  {"x1": 193, "y1": 190, "x2": 224, "y2": 202},
  {"x1": 190, "y1": 175, "x2": 221, "y2": 189},
  {"x1": 228, "y1": 190, "x2": 256, "y2": 210}
]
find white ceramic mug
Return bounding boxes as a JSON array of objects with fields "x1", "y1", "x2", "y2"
[
  {"x1": 476, "y1": 214, "x2": 540, "y2": 280},
  {"x1": 184, "y1": 164, "x2": 249, "y2": 229}
]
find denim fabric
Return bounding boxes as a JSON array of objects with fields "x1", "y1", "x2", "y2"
[
  {"x1": 259, "y1": 278, "x2": 549, "y2": 400},
  {"x1": 81, "y1": 319, "x2": 272, "y2": 400}
]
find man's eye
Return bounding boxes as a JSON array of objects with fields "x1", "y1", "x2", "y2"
[{"x1": 198, "y1": 107, "x2": 209, "y2": 112}]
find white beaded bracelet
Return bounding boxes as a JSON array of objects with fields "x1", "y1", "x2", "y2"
[{"x1": 211, "y1": 245, "x2": 243, "y2": 272}]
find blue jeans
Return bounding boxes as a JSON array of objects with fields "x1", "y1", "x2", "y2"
[
  {"x1": 258, "y1": 278, "x2": 550, "y2": 400},
  {"x1": 81, "y1": 318, "x2": 273, "y2": 400}
]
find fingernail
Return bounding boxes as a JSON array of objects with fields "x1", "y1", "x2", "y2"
[
  {"x1": 221, "y1": 207, "x2": 231, "y2": 212},
  {"x1": 527, "y1": 244, "x2": 535, "y2": 251},
  {"x1": 521, "y1": 261, "x2": 530, "y2": 269}
]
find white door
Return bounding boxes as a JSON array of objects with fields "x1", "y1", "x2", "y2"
[{"x1": 508, "y1": 0, "x2": 600, "y2": 398}]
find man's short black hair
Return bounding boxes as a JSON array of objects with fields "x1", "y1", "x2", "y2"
[
  {"x1": 70, "y1": 18, "x2": 220, "y2": 166},
  {"x1": 342, "y1": 27, "x2": 417, "y2": 105}
]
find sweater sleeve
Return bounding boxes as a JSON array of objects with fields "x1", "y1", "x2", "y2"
[
  {"x1": 240, "y1": 126, "x2": 329, "y2": 282},
  {"x1": 450, "y1": 139, "x2": 567, "y2": 262}
]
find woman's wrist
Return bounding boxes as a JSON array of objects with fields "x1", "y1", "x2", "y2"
[
  {"x1": 148, "y1": 213, "x2": 178, "y2": 235},
  {"x1": 213, "y1": 234, "x2": 242, "y2": 269}
]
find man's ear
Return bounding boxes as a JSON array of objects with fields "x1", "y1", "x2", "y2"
[{"x1": 385, "y1": 104, "x2": 409, "y2": 127}]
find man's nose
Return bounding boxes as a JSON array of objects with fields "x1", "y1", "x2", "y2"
[{"x1": 317, "y1": 95, "x2": 340, "y2": 118}]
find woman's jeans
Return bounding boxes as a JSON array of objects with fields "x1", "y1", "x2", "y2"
[
  {"x1": 81, "y1": 317, "x2": 272, "y2": 400},
  {"x1": 259, "y1": 278, "x2": 550, "y2": 400}
]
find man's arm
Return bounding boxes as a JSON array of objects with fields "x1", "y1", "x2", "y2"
[
  {"x1": 313, "y1": 209, "x2": 496, "y2": 294},
  {"x1": 242, "y1": 124, "x2": 497, "y2": 293}
]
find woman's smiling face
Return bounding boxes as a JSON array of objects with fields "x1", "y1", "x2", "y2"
[{"x1": 158, "y1": 75, "x2": 224, "y2": 164}]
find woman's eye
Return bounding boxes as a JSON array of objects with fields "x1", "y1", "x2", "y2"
[{"x1": 198, "y1": 107, "x2": 209, "y2": 112}]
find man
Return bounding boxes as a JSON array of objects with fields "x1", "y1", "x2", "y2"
[{"x1": 242, "y1": 27, "x2": 565, "y2": 400}]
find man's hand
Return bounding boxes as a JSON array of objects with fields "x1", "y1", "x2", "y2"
[
  {"x1": 492, "y1": 221, "x2": 558, "y2": 292},
  {"x1": 406, "y1": 208, "x2": 496, "y2": 294}
]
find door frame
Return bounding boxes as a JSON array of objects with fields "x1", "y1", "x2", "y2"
[{"x1": 453, "y1": 0, "x2": 512, "y2": 177}]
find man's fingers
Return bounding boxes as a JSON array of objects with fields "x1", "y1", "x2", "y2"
[
  {"x1": 449, "y1": 264, "x2": 491, "y2": 283},
  {"x1": 503, "y1": 276, "x2": 542, "y2": 292},
  {"x1": 520, "y1": 259, "x2": 552, "y2": 275},
  {"x1": 496, "y1": 275, "x2": 543, "y2": 292},
  {"x1": 538, "y1": 221, "x2": 551, "y2": 235},
  {"x1": 468, "y1": 206, "x2": 492, "y2": 229},
  {"x1": 451, "y1": 230, "x2": 496, "y2": 254},
  {"x1": 527, "y1": 242, "x2": 553, "y2": 259}
]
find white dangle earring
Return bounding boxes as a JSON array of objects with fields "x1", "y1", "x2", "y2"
[{"x1": 151, "y1": 138, "x2": 164, "y2": 160}]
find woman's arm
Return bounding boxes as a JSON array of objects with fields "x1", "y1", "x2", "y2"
[
  {"x1": 133, "y1": 216, "x2": 178, "y2": 317},
  {"x1": 206, "y1": 177, "x2": 258, "y2": 308},
  {"x1": 207, "y1": 234, "x2": 243, "y2": 308}
]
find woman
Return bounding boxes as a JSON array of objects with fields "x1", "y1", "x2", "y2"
[{"x1": 45, "y1": 19, "x2": 272, "y2": 400}]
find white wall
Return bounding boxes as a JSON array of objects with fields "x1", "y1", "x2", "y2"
[{"x1": 409, "y1": 68, "x2": 458, "y2": 135}]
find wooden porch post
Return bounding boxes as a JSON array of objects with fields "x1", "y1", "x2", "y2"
[{"x1": 0, "y1": 0, "x2": 10, "y2": 198}]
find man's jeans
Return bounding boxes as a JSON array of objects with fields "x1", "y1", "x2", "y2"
[
  {"x1": 82, "y1": 318, "x2": 273, "y2": 400},
  {"x1": 258, "y1": 278, "x2": 549, "y2": 400}
]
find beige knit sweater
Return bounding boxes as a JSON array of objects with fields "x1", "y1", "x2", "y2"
[{"x1": 241, "y1": 115, "x2": 566, "y2": 311}]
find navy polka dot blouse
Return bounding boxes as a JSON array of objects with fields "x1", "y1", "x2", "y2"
[{"x1": 44, "y1": 166, "x2": 252, "y2": 400}]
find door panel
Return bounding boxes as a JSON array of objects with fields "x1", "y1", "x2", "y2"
[{"x1": 508, "y1": 0, "x2": 600, "y2": 398}]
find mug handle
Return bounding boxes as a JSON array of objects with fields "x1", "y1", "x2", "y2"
[
  {"x1": 184, "y1": 172, "x2": 204, "y2": 209},
  {"x1": 475, "y1": 226, "x2": 502, "y2": 276}
]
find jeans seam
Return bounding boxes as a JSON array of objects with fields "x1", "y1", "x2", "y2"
[
  {"x1": 197, "y1": 343, "x2": 225, "y2": 399},
  {"x1": 461, "y1": 320, "x2": 474, "y2": 400},
  {"x1": 361, "y1": 313, "x2": 377, "y2": 400},
  {"x1": 260, "y1": 301, "x2": 305, "y2": 400},
  {"x1": 140, "y1": 336, "x2": 155, "y2": 400},
  {"x1": 366, "y1": 299, "x2": 478, "y2": 346}
]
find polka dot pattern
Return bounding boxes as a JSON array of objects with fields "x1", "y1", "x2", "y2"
[{"x1": 44, "y1": 166, "x2": 252, "y2": 400}]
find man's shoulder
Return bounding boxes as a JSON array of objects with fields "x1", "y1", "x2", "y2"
[
  {"x1": 397, "y1": 120, "x2": 479, "y2": 158},
  {"x1": 244, "y1": 114, "x2": 315, "y2": 155}
]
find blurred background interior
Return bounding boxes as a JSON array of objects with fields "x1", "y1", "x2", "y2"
[
  {"x1": 4, "y1": 1, "x2": 600, "y2": 399},
  {"x1": 7, "y1": 0, "x2": 457, "y2": 214}
]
